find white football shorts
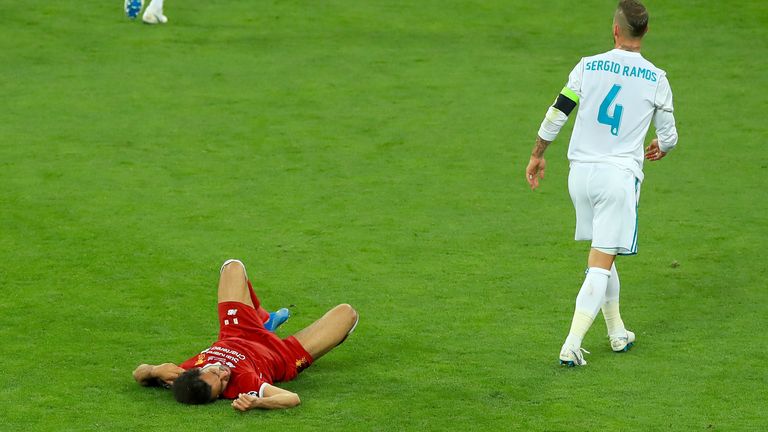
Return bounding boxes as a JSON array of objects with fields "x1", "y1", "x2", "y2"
[{"x1": 568, "y1": 162, "x2": 641, "y2": 255}]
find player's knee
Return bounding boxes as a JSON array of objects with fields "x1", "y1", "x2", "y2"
[
  {"x1": 220, "y1": 259, "x2": 246, "y2": 277},
  {"x1": 335, "y1": 303, "x2": 358, "y2": 326}
]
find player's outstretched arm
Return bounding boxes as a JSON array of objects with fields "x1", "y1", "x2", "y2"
[
  {"x1": 231, "y1": 385, "x2": 301, "y2": 411},
  {"x1": 133, "y1": 363, "x2": 185, "y2": 387}
]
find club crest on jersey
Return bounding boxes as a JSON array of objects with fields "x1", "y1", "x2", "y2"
[{"x1": 295, "y1": 357, "x2": 310, "y2": 371}]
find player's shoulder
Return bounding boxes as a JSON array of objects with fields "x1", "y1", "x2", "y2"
[
  {"x1": 639, "y1": 54, "x2": 667, "y2": 78},
  {"x1": 604, "y1": 49, "x2": 669, "y2": 77}
]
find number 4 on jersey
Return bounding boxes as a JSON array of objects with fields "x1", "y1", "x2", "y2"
[{"x1": 598, "y1": 84, "x2": 623, "y2": 136}]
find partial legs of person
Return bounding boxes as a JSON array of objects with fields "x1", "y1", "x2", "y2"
[
  {"x1": 559, "y1": 248, "x2": 615, "y2": 366},
  {"x1": 218, "y1": 259, "x2": 290, "y2": 332},
  {"x1": 142, "y1": 0, "x2": 168, "y2": 24},
  {"x1": 601, "y1": 262, "x2": 635, "y2": 352},
  {"x1": 293, "y1": 304, "x2": 359, "y2": 361},
  {"x1": 229, "y1": 305, "x2": 358, "y2": 412},
  {"x1": 561, "y1": 163, "x2": 638, "y2": 366}
]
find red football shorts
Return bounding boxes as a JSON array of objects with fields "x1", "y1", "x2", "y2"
[{"x1": 217, "y1": 301, "x2": 313, "y2": 377}]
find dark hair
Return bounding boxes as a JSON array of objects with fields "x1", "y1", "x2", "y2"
[
  {"x1": 172, "y1": 369, "x2": 213, "y2": 404},
  {"x1": 617, "y1": 0, "x2": 649, "y2": 38}
]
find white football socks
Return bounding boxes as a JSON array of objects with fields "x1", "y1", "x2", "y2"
[
  {"x1": 602, "y1": 263, "x2": 627, "y2": 338},
  {"x1": 563, "y1": 267, "x2": 611, "y2": 350},
  {"x1": 146, "y1": 0, "x2": 164, "y2": 14}
]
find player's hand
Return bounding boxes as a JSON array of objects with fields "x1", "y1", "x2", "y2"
[
  {"x1": 232, "y1": 393, "x2": 258, "y2": 412},
  {"x1": 152, "y1": 363, "x2": 185, "y2": 386},
  {"x1": 645, "y1": 139, "x2": 667, "y2": 161},
  {"x1": 526, "y1": 156, "x2": 546, "y2": 190}
]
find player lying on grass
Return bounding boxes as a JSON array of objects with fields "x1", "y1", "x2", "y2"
[{"x1": 133, "y1": 259, "x2": 359, "y2": 410}]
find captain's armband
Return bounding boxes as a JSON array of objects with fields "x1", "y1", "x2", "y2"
[{"x1": 553, "y1": 86, "x2": 579, "y2": 116}]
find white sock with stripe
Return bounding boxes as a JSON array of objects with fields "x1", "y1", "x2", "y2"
[
  {"x1": 146, "y1": 0, "x2": 164, "y2": 14},
  {"x1": 563, "y1": 267, "x2": 611, "y2": 350},
  {"x1": 602, "y1": 263, "x2": 626, "y2": 338}
]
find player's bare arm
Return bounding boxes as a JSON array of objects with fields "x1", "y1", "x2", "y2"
[
  {"x1": 528, "y1": 84, "x2": 579, "y2": 190},
  {"x1": 644, "y1": 138, "x2": 667, "y2": 161},
  {"x1": 133, "y1": 363, "x2": 185, "y2": 387},
  {"x1": 526, "y1": 136, "x2": 551, "y2": 190},
  {"x1": 231, "y1": 384, "x2": 301, "y2": 411}
]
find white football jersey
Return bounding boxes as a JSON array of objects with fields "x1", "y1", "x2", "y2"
[{"x1": 565, "y1": 49, "x2": 676, "y2": 181}]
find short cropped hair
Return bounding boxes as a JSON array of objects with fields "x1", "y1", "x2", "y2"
[
  {"x1": 616, "y1": 0, "x2": 649, "y2": 38},
  {"x1": 172, "y1": 368, "x2": 213, "y2": 404}
]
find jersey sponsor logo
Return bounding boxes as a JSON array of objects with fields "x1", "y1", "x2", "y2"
[
  {"x1": 204, "y1": 345, "x2": 247, "y2": 366},
  {"x1": 585, "y1": 59, "x2": 657, "y2": 82}
]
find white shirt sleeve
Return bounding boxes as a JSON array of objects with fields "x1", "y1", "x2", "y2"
[
  {"x1": 537, "y1": 104, "x2": 569, "y2": 141},
  {"x1": 566, "y1": 59, "x2": 584, "y2": 98},
  {"x1": 653, "y1": 74, "x2": 678, "y2": 152}
]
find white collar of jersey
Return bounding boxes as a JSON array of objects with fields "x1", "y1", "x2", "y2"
[
  {"x1": 201, "y1": 362, "x2": 222, "y2": 370},
  {"x1": 611, "y1": 48, "x2": 642, "y2": 56}
]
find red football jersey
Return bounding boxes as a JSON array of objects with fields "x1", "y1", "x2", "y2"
[
  {"x1": 179, "y1": 302, "x2": 312, "y2": 399},
  {"x1": 180, "y1": 338, "x2": 282, "y2": 398}
]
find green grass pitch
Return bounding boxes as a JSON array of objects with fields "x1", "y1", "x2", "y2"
[{"x1": 1, "y1": 1, "x2": 766, "y2": 430}]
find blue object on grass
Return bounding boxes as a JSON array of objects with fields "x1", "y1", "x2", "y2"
[{"x1": 264, "y1": 308, "x2": 291, "y2": 332}]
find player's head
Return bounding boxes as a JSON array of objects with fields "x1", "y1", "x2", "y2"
[
  {"x1": 172, "y1": 364, "x2": 231, "y2": 404},
  {"x1": 614, "y1": 0, "x2": 649, "y2": 40}
]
